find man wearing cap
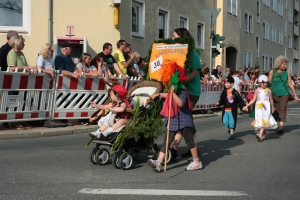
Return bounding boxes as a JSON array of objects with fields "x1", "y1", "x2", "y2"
[
  {"x1": 113, "y1": 40, "x2": 135, "y2": 76},
  {"x1": 54, "y1": 41, "x2": 82, "y2": 79}
]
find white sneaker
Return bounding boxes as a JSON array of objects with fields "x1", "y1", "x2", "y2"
[
  {"x1": 147, "y1": 159, "x2": 161, "y2": 172},
  {"x1": 89, "y1": 131, "x2": 100, "y2": 139},
  {"x1": 185, "y1": 160, "x2": 203, "y2": 171}
]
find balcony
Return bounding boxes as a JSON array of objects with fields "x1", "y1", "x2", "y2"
[
  {"x1": 294, "y1": 25, "x2": 299, "y2": 36},
  {"x1": 295, "y1": 0, "x2": 299, "y2": 12},
  {"x1": 293, "y1": 49, "x2": 299, "y2": 60}
]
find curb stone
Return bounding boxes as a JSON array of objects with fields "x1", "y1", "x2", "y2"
[{"x1": 0, "y1": 113, "x2": 220, "y2": 140}]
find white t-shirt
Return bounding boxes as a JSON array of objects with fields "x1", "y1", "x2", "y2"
[
  {"x1": 233, "y1": 76, "x2": 240, "y2": 91},
  {"x1": 76, "y1": 62, "x2": 97, "y2": 73},
  {"x1": 210, "y1": 75, "x2": 218, "y2": 80},
  {"x1": 36, "y1": 55, "x2": 54, "y2": 70}
]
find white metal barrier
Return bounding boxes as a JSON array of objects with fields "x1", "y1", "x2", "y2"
[
  {"x1": 193, "y1": 84, "x2": 224, "y2": 110},
  {"x1": 0, "y1": 71, "x2": 54, "y2": 122},
  {"x1": 0, "y1": 70, "x2": 141, "y2": 122},
  {"x1": 51, "y1": 75, "x2": 140, "y2": 120}
]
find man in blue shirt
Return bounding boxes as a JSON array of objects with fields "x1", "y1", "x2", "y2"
[{"x1": 54, "y1": 42, "x2": 82, "y2": 79}]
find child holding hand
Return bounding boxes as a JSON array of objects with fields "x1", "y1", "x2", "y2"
[
  {"x1": 216, "y1": 76, "x2": 246, "y2": 139},
  {"x1": 243, "y1": 75, "x2": 277, "y2": 141}
]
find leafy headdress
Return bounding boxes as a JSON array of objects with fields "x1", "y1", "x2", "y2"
[{"x1": 161, "y1": 61, "x2": 188, "y2": 91}]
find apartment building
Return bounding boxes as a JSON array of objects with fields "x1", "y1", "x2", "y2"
[
  {"x1": 216, "y1": 0, "x2": 299, "y2": 75},
  {"x1": 0, "y1": 0, "x2": 215, "y2": 69}
]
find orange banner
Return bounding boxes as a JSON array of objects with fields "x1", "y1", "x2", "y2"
[{"x1": 149, "y1": 43, "x2": 188, "y2": 81}]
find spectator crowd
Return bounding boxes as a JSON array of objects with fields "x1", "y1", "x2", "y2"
[{"x1": 1, "y1": 30, "x2": 300, "y2": 130}]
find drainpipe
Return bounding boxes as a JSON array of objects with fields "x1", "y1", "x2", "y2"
[{"x1": 48, "y1": 0, "x2": 53, "y2": 44}]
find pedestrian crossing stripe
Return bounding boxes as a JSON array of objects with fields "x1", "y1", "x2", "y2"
[{"x1": 78, "y1": 188, "x2": 248, "y2": 196}]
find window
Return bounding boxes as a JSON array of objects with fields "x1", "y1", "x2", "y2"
[
  {"x1": 278, "y1": 0, "x2": 283, "y2": 16},
  {"x1": 243, "y1": 50, "x2": 252, "y2": 68},
  {"x1": 263, "y1": 22, "x2": 269, "y2": 39},
  {"x1": 288, "y1": 8, "x2": 293, "y2": 23},
  {"x1": 271, "y1": 0, "x2": 277, "y2": 12},
  {"x1": 284, "y1": 0, "x2": 287, "y2": 9},
  {"x1": 271, "y1": 25, "x2": 276, "y2": 42},
  {"x1": 0, "y1": 0, "x2": 30, "y2": 33},
  {"x1": 179, "y1": 15, "x2": 188, "y2": 29},
  {"x1": 245, "y1": 11, "x2": 253, "y2": 33},
  {"x1": 278, "y1": 29, "x2": 283, "y2": 45},
  {"x1": 131, "y1": 0, "x2": 145, "y2": 38},
  {"x1": 196, "y1": 22, "x2": 204, "y2": 49},
  {"x1": 269, "y1": 56, "x2": 275, "y2": 68},
  {"x1": 158, "y1": 8, "x2": 169, "y2": 39},
  {"x1": 227, "y1": 0, "x2": 237, "y2": 15},
  {"x1": 256, "y1": 35, "x2": 260, "y2": 58},
  {"x1": 288, "y1": 35, "x2": 292, "y2": 48},
  {"x1": 263, "y1": 0, "x2": 270, "y2": 7},
  {"x1": 262, "y1": 54, "x2": 269, "y2": 71},
  {"x1": 257, "y1": 1, "x2": 260, "y2": 23},
  {"x1": 284, "y1": 18, "x2": 287, "y2": 37},
  {"x1": 292, "y1": 61, "x2": 296, "y2": 75}
]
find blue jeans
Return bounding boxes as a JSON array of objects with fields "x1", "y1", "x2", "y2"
[{"x1": 223, "y1": 111, "x2": 235, "y2": 129}]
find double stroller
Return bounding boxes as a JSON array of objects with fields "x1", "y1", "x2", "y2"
[{"x1": 88, "y1": 81, "x2": 172, "y2": 170}]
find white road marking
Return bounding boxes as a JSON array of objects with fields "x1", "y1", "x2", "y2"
[
  {"x1": 78, "y1": 188, "x2": 248, "y2": 196},
  {"x1": 287, "y1": 114, "x2": 300, "y2": 115}
]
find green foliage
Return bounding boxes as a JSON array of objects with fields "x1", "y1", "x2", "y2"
[
  {"x1": 144, "y1": 36, "x2": 195, "y2": 80},
  {"x1": 85, "y1": 136, "x2": 94, "y2": 147},
  {"x1": 110, "y1": 97, "x2": 164, "y2": 152}
]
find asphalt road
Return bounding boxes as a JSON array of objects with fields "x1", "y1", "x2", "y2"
[{"x1": 1, "y1": 102, "x2": 300, "y2": 200}]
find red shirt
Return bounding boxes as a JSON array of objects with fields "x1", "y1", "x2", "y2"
[{"x1": 247, "y1": 90, "x2": 254, "y2": 102}]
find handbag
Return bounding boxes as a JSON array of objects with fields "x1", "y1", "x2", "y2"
[{"x1": 278, "y1": 75, "x2": 293, "y2": 99}]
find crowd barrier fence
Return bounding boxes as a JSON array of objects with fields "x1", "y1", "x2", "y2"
[{"x1": 1, "y1": 71, "x2": 300, "y2": 123}]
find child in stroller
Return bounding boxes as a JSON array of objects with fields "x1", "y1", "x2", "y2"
[
  {"x1": 89, "y1": 85, "x2": 132, "y2": 139},
  {"x1": 88, "y1": 81, "x2": 166, "y2": 170}
]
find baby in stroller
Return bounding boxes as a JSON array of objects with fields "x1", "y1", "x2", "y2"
[{"x1": 89, "y1": 85, "x2": 132, "y2": 139}]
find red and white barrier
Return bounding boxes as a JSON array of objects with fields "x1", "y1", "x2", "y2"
[
  {"x1": 51, "y1": 75, "x2": 141, "y2": 120},
  {"x1": 1, "y1": 71, "x2": 300, "y2": 122},
  {"x1": 0, "y1": 72, "x2": 54, "y2": 122}
]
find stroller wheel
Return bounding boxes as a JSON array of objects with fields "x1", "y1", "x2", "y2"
[
  {"x1": 112, "y1": 152, "x2": 121, "y2": 169},
  {"x1": 95, "y1": 148, "x2": 110, "y2": 165},
  {"x1": 90, "y1": 147, "x2": 98, "y2": 165},
  {"x1": 120, "y1": 152, "x2": 133, "y2": 170}
]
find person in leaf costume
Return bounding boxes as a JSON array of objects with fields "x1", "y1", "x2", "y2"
[
  {"x1": 170, "y1": 28, "x2": 202, "y2": 160},
  {"x1": 147, "y1": 61, "x2": 202, "y2": 172}
]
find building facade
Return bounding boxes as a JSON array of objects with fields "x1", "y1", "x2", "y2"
[
  {"x1": 0, "y1": 0, "x2": 214, "y2": 70},
  {"x1": 216, "y1": 0, "x2": 299, "y2": 76}
]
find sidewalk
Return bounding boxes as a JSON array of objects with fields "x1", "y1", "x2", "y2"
[{"x1": 0, "y1": 111, "x2": 221, "y2": 140}]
